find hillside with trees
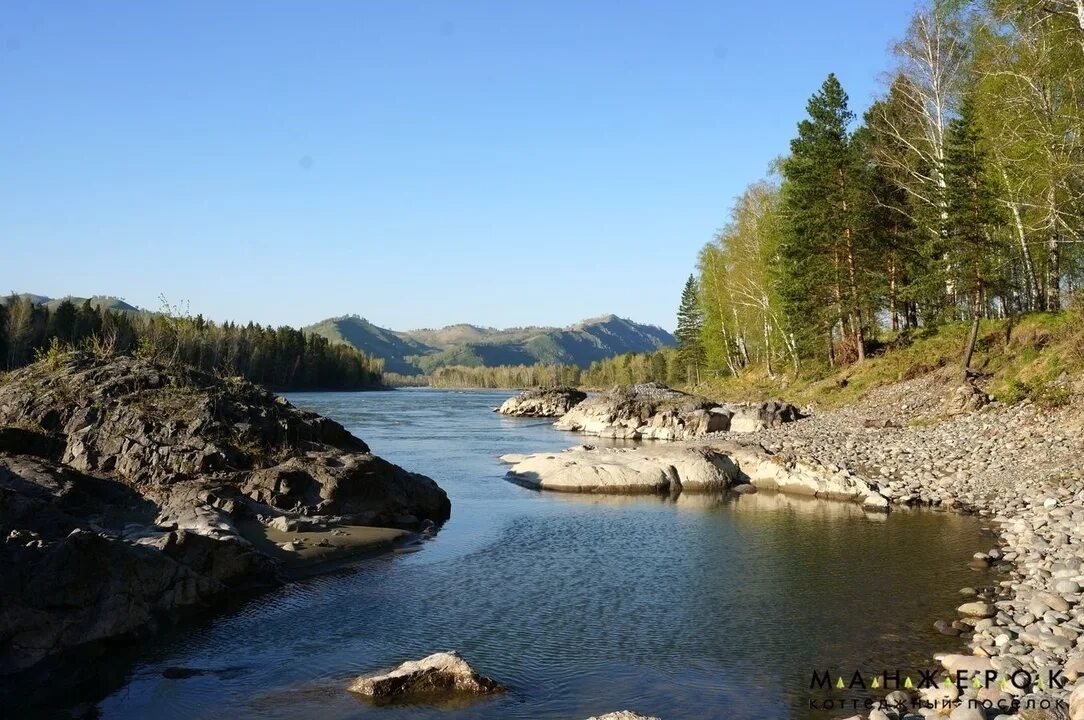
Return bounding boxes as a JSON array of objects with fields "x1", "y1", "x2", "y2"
[
  {"x1": 0, "y1": 295, "x2": 384, "y2": 390},
  {"x1": 307, "y1": 313, "x2": 676, "y2": 377},
  {"x1": 671, "y1": 0, "x2": 1083, "y2": 391}
]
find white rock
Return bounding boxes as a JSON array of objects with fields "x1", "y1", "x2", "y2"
[
  {"x1": 957, "y1": 602, "x2": 996, "y2": 619},
  {"x1": 500, "y1": 445, "x2": 739, "y2": 494},
  {"x1": 862, "y1": 492, "x2": 890, "y2": 511}
]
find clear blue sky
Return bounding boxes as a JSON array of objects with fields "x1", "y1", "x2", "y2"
[{"x1": 1, "y1": 1, "x2": 913, "y2": 332}]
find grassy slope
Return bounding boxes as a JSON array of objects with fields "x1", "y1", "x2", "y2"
[{"x1": 694, "y1": 311, "x2": 1084, "y2": 410}]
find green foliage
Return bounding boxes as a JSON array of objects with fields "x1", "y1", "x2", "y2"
[
  {"x1": 33, "y1": 337, "x2": 72, "y2": 369},
  {"x1": 1000, "y1": 378, "x2": 1072, "y2": 409},
  {"x1": 1, "y1": 293, "x2": 383, "y2": 390},
  {"x1": 675, "y1": 275, "x2": 705, "y2": 383},
  {"x1": 943, "y1": 92, "x2": 1009, "y2": 307},
  {"x1": 778, "y1": 74, "x2": 874, "y2": 364},
  {"x1": 393, "y1": 348, "x2": 679, "y2": 390},
  {"x1": 428, "y1": 363, "x2": 582, "y2": 389},
  {"x1": 684, "y1": 0, "x2": 1083, "y2": 387},
  {"x1": 698, "y1": 181, "x2": 796, "y2": 378}
]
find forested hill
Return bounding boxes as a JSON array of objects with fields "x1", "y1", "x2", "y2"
[
  {"x1": 305, "y1": 314, "x2": 676, "y2": 375},
  {"x1": 302, "y1": 316, "x2": 436, "y2": 375}
]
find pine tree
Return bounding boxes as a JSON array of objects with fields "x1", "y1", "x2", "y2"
[
  {"x1": 675, "y1": 275, "x2": 705, "y2": 384},
  {"x1": 944, "y1": 92, "x2": 1004, "y2": 374},
  {"x1": 779, "y1": 74, "x2": 869, "y2": 365}
]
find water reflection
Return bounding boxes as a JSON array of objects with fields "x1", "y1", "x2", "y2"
[{"x1": 91, "y1": 389, "x2": 991, "y2": 720}]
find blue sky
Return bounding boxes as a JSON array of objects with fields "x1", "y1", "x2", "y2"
[{"x1": 1, "y1": 1, "x2": 914, "y2": 331}]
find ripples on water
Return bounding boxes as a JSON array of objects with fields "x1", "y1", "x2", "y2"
[{"x1": 97, "y1": 389, "x2": 992, "y2": 720}]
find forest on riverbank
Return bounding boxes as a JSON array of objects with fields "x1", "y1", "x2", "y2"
[
  {"x1": 678, "y1": 0, "x2": 1083, "y2": 382},
  {"x1": 0, "y1": 295, "x2": 384, "y2": 390}
]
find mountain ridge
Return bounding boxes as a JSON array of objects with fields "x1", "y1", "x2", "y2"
[{"x1": 306, "y1": 314, "x2": 675, "y2": 376}]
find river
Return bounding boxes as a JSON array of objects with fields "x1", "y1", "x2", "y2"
[{"x1": 98, "y1": 388, "x2": 992, "y2": 719}]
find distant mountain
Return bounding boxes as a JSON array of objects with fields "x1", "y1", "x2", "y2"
[
  {"x1": 306, "y1": 313, "x2": 675, "y2": 375},
  {"x1": 397, "y1": 323, "x2": 532, "y2": 349},
  {"x1": 303, "y1": 315, "x2": 437, "y2": 375},
  {"x1": 1, "y1": 293, "x2": 142, "y2": 313}
]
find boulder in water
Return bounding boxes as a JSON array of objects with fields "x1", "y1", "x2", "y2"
[
  {"x1": 347, "y1": 651, "x2": 504, "y2": 700},
  {"x1": 496, "y1": 387, "x2": 587, "y2": 417}
]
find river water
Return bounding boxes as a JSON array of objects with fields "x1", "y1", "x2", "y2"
[{"x1": 98, "y1": 388, "x2": 992, "y2": 720}]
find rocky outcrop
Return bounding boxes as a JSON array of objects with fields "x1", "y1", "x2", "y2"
[
  {"x1": 942, "y1": 382, "x2": 990, "y2": 415},
  {"x1": 501, "y1": 445, "x2": 739, "y2": 494},
  {"x1": 552, "y1": 384, "x2": 802, "y2": 440},
  {"x1": 0, "y1": 454, "x2": 275, "y2": 677},
  {"x1": 0, "y1": 355, "x2": 449, "y2": 525},
  {"x1": 585, "y1": 713, "x2": 662, "y2": 720},
  {"x1": 496, "y1": 387, "x2": 587, "y2": 417},
  {"x1": 347, "y1": 651, "x2": 504, "y2": 700},
  {"x1": 725, "y1": 400, "x2": 803, "y2": 432},
  {"x1": 716, "y1": 441, "x2": 876, "y2": 502},
  {"x1": 553, "y1": 383, "x2": 730, "y2": 440},
  {"x1": 0, "y1": 353, "x2": 450, "y2": 679}
]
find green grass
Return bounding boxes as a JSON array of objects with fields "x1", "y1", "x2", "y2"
[{"x1": 693, "y1": 309, "x2": 1084, "y2": 409}]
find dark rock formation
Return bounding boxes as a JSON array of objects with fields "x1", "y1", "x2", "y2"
[
  {"x1": 495, "y1": 387, "x2": 587, "y2": 417},
  {"x1": 0, "y1": 353, "x2": 450, "y2": 680}
]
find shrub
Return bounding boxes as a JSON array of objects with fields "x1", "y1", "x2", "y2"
[
  {"x1": 999, "y1": 378, "x2": 1072, "y2": 409},
  {"x1": 1035, "y1": 382, "x2": 1071, "y2": 410},
  {"x1": 33, "y1": 337, "x2": 71, "y2": 369}
]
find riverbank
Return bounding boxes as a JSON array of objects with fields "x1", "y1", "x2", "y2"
[{"x1": 695, "y1": 368, "x2": 1084, "y2": 713}]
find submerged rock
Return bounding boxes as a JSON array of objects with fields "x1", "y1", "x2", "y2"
[
  {"x1": 500, "y1": 445, "x2": 739, "y2": 494},
  {"x1": 496, "y1": 387, "x2": 587, "y2": 417},
  {"x1": 347, "y1": 651, "x2": 504, "y2": 700},
  {"x1": 584, "y1": 713, "x2": 662, "y2": 720}
]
